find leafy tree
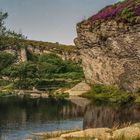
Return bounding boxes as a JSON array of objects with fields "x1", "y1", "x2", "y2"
[
  {"x1": 0, "y1": 10, "x2": 26, "y2": 38},
  {"x1": 1, "y1": 53, "x2": 84, "y2": 89},
  {"x1": 38, "y1": 53, "x2": 62, "y2": 65},
  {"x1": 0, "y1": 11, "x2": 8, "y2": 36},
  {"x1": 0, "y1": 52, "x2": 15, "y2": 72}
]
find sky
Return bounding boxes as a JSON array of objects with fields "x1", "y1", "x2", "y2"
[{"x1": 1, "y1": 0, "x2": 119, "y2": 45}]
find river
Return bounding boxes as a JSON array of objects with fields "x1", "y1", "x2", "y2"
[{"x1": 0, "y1": 96, "x2": 140, "y2": 140}]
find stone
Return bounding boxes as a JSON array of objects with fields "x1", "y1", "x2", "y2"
[
  {"x1": 31, "y1": 123, "x2": 140, "y2": 140},
  {"x1": 61, "y1": 128, "x2": 112, "y2": 140},
  {"x1": 75, "y1": 19, "x2": 140, "y2": 92},
  {"x1": 113, "y1": 125, "x2": 140, "y2": 139},
  {"x1": 48, "y1": 138, "x2": 65, "y2": 140},
  {"x1": 65, "y1": 81, "x2": 91, "y2": 96},
  {"x1": 1, "y1": 39, "x2": 80, "y2": 63}
]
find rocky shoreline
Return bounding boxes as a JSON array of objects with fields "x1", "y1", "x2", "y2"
[
  {"x1": 28, "y1": 123, "x2": 140, "y2": 140},
  {"x1": 0, "y1": 81, "x2": 90, "y2": 99}
]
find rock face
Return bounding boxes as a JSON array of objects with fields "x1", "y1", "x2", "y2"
[
  {"x1": 32, "y1": 123, "x2": 140, "y2": 140},
  {"x1": 65, "y1": 81, "x2": 91, "y2": 96},
  {"x1": 75, "y1": 19, "x2": 140, "y2": 91},
  {"x1": 1, "y1": 39, "x2": 80, "y2": 63}
]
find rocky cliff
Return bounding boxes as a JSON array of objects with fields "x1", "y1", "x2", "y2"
[
  {"x1": 0, "y1": 37, "x2": 80, "y2": 63},
  {"x1": 75, "y1": 0, "x2": 140, "y2": 91}
]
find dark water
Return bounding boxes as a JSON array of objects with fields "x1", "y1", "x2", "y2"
[{"x1": 0, "y1": 96, "x2": 140, "y2": 140}]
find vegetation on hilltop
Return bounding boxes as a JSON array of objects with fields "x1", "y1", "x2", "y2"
[
  {"x1": 0, "y1": 10, "x2": 75, "y2": 52},
  {"x1": 90, "y1": 0, "x2": 140, "y2": 24},
  {"x1": 0, "y1": 52, "x2": 16, "y2": 72},
  {"x1": 0, "y1": 36, "x2": 75, "y2": 53}
]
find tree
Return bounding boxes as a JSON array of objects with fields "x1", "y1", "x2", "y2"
[
  {"x1": 0, "y1": 10, "x2": 26, "y2": 39},
  {"x1": 0, "y1": 11, "x2": 8, "y2": 36},
  {"x1": 0, "y1": 52, "x2": 15, "y2": 72}
]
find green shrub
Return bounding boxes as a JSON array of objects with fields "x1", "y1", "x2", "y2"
[
  {"x1": 82, "y1": 84, "x2": 135, "y2": 105},
  {"x1": 14, "y1": 79, "x2": 37, "y2": 90},
  {"x1": 120, "y1": 7, "x2": 134, "y2": 23},
  {"x1": 1, "y1": 53, "x2": 84, "y2": 90},
  {"x1": 0, "y1": 79, "x2": 11, "y2": 86},
  {"x1": 0, "y1": 52, "x2": 16, "y2": 72},
  {"x1": 135, "y1": 96, "x2": 140, "y2": 105},
  {"x1": 137, "y1": 87, "x2": 140, "y2": 93}
]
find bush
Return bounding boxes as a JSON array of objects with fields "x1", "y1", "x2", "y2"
[
  {"x1": 1, "y1": 53, "x2": 84, "y2": 90},
  {"x1": 82, "y1": 84, "x2": 135, "y2": 105},
  {"x1": 135, "y1": 96, "x2": 140, "y2": 105},
  {"x1": 91, "y1": 0, "x2": 140, "y2": 24},
  {"x1": 0, "y1": 52, "x2": 16, "y2": 72},
  {"x1": 0, "y1": 79, "x2": 11, "y2": 86},
  {"x1": 14, "y1": 79, "x2": 37, "y2": 90}
]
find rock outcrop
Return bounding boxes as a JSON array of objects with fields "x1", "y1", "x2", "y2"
[
  {"x1": 0, "y1": 38, "x2": 80, "y2": 63},
  {"x1": 65, "y1": 81, "x2": 91, "y2": 96},
  {"x1": 75, "y1": 16, "x2": 140, "y2": 92},
  {"x1": 32, "y1": 123, "x2": 140, "y2": 140}
]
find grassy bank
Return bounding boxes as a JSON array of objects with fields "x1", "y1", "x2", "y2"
[{"x1": 81, "y1": 84, "x2": 140, "y2": 106}]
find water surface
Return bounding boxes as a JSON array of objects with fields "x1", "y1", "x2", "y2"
[{"x1": 0, "y1": 96, "x2": 140, "y2": 140}]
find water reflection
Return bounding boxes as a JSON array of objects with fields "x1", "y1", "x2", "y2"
[
  {"x1": 0, "y1": 97, "x2": 84, "y2": 140},
  {"x1": 83, "y1": 104, "x2": 140, "y2": 129},
  {"x1": 1, "y1": 96, "x2": 140, "y2": 140}
]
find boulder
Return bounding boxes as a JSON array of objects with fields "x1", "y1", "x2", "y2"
[{"x1": 61, "y1": 128, "x2": 112, "y2": 140}]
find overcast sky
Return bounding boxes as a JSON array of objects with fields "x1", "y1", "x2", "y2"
[{"x1": 1, "y1": 0, "x2": 119, "y2": 44}]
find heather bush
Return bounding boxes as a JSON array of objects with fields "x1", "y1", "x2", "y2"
[{"x1": 91, "y1": 0, "x2": 140, "y2": 24}]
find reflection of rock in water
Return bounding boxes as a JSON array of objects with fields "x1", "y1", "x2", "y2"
[
  {"x1": 69, "y1": 96, "x2": 90, "y2": 109},
  {"x1": 60, "y1": 97, "x2": 90, "y2": 118},
  {"x1": 60, "y1": 103, "x2": 84, "y2": 118},
  {"x1": 83, "y1": 104, "x2": 140, "y2": 129}
]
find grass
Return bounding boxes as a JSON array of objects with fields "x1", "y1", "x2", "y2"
[
  {"x1": 81, "y1": 84, "x2": 136, "y2": 106},
  {"x1": 65, "y1": 137, "x2": 95, "y2": 140},
  {"x1": 66, "y1": 138, "x2": 140, "y2": 140},
  {"x1": 32, "y1": 129, "x2": 80, "y2": 140},
  {"x1": 49, "y1": 92, "x2": 69, "y2": 100},
  {"x1": 134, "y1": 96, "x2": 140, "y2": 105},
  {"x1": 113, "y1": 136, "x2": 140, "y2": 140},
  {"x1": 0, "y1": 90, "x2": 13, "y2": 97},
  {"x1": 0, "y1": 36, "x2": 75, "y2": 53}
]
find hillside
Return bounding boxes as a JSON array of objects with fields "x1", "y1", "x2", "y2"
[
  {"x1": 0, "y1": 37, "x2": 83, "y2": 93},
  {"x1": 0, "y1": 36, "x2": 79, "y2": 63}
]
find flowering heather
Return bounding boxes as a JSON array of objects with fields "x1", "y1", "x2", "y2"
[
  {"x1": 91, "y1": 0, "x2": 140, "y2": 23},
  {"x1": 134, "y1": 4, "x2": 140, "y2": 16}
]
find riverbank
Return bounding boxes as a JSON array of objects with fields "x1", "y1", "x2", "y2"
[
  {"x1": 0, "y1": 81, "x2": 90, "y2": 99},
  {"x1": 1, "y1": 82, "x2": 140, "y2": 107},
  {"x1": 1, "y1": 94, "x2": 140, "y2": 140},
  {"x1": 29, "y1": 123, "x2": 140, "y2": 140},
  {"x1": 81, "y1": 84, "x2": 140, "y2": 106},
  {"x1": 0, "y1": 88, "x2": 69, "y2": 99}
]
